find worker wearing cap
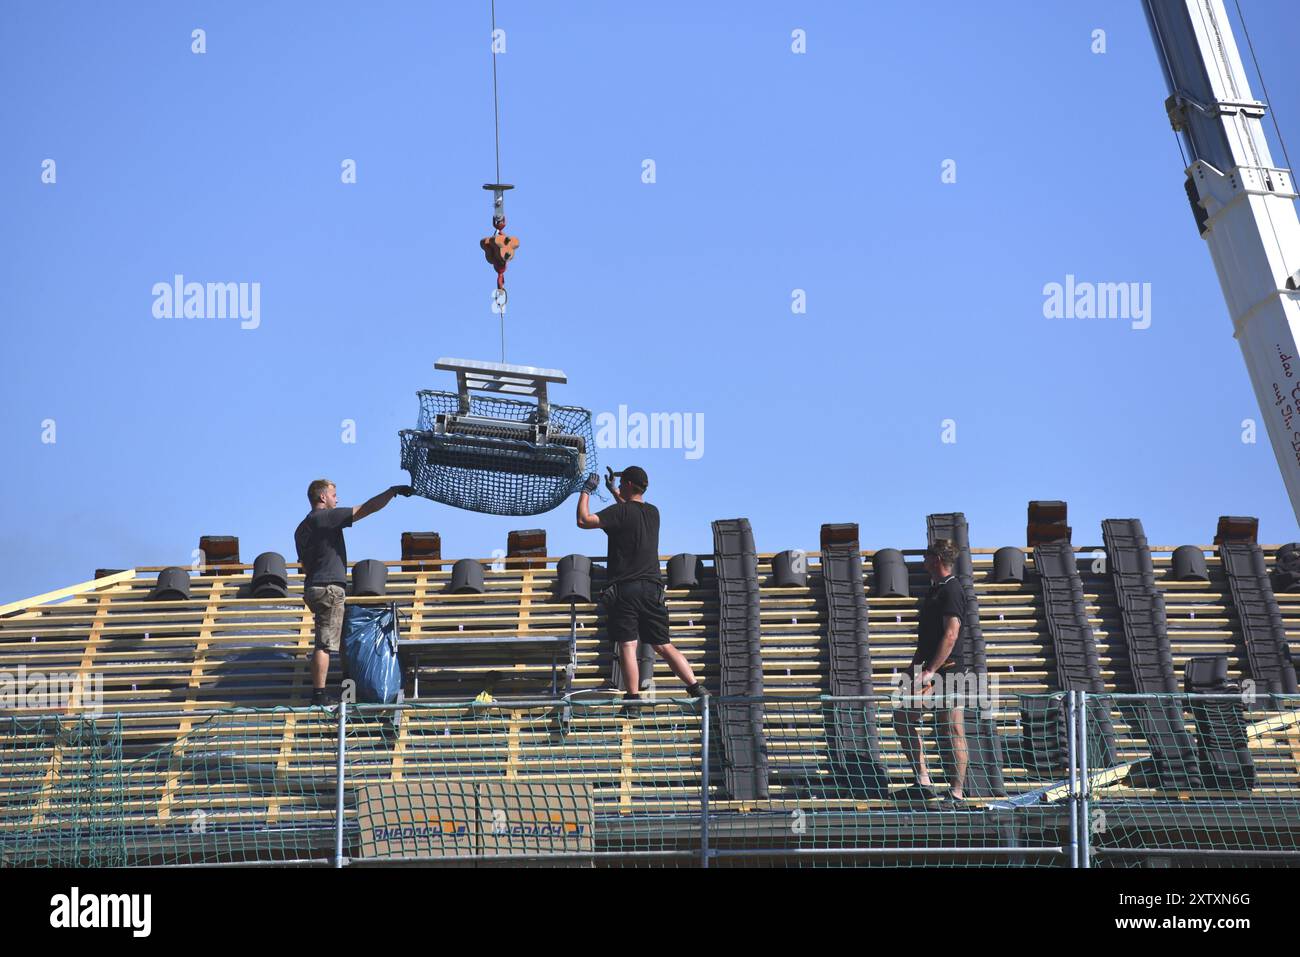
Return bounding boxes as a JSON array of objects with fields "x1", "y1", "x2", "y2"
[{"x1": 576, "y1": 466, "x2": 708, "y2": 706}]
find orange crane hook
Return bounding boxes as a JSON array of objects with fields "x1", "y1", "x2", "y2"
[{"x1": 480, "y1": 183, "x2": 520, "y2": 292}]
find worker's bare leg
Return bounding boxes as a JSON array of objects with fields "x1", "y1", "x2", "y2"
[
  {"x1": 618, "y1": 641, "x2": 640, "y2": 694},
  {"x1": 945, "y1": 706, "x2": 968, "y2": 799},
  {"x1": 654, "y1": 642, "x2": 697, "y2": 686},
  {"x1": 896, "y1": 709, "x2": 932, "y2": 786},
  {"x1": 310, "y1": 648, "x2": 329, "y2": 689}
]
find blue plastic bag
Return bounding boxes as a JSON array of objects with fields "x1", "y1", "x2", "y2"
[{"x1": 342, "y1": 603, "x2": 402, "y2": 703}]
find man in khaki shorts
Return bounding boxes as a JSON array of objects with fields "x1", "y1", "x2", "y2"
[{"x1": 295, "y1": 478, "x2": 412, "y2": 705}]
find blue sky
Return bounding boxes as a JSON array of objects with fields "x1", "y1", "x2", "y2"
[{"x1": 3, "y1": 0, "x2": 1299, "y2": 602}]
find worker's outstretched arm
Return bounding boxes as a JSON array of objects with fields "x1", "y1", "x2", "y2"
[
  {"x1": 576, "y1": 474, "x2": 600, "y2": 528},
  {"x1": 353, "y1": 485, "x2": 413, "y2": 523}
]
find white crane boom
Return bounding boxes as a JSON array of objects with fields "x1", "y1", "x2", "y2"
[{"x1": 1144, "y1": 0, "x2": 1300, "y2": 525}]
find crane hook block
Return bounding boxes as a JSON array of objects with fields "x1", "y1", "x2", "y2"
[
  {"x1": 480, "y1": 231, "x2": 520, "y2": 288},
  {"x1": 481, "y1": 183, "x2": 518, "y2": 290}
]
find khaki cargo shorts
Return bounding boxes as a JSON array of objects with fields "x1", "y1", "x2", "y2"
[{"x1": 304, "y1": 584, "x2": 346, "y2": 652}]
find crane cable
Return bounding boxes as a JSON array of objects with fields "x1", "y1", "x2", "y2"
[
  {"x1": 1231, "y1": 0, "x2": 1296, "y2": 282},
  {"x1": 492, "y1": 0, "x2": 505, "y2": 360},
  {"x1": 1232, "y1": 0, "x2": 1294, "y2": 181},
  {"x1": 1146, "y1": 3, "x2": 1190, "y2": 168},
  {"x1": 1163, "y1": 1, "x2": 1295, "y2": 279},
  {"x1": 490, "y1": 0, "x2": 501, "y2": 186}
]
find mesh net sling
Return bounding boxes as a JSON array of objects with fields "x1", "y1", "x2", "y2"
[{"x1": 399, "y1": 358, "x2": 598, "y2": 516}]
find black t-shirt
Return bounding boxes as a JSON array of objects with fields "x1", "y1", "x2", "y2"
[
  {"x1": 597, "y1": 500, "x2": 662, "y2": 585},
  {"x1": 295, "y1": 507, "x2": 354, "y2": 588},
  {"x1": 913, "y1": 575, "x2": 966, "y2": 670}
]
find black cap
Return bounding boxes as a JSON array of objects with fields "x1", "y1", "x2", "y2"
[{"x1": 621, "y1": 465, "x2": 649, "y2": 490}]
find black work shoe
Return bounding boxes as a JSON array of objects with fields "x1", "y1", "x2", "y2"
[
  {"x1": 893, "y1": 783, "x2": 942, "y2": 804},
  {"x1": 620, "y1": 695, "x2": 643, "y2": 719},
  {"x1": 686, "y1": 682, "x2": 710, "y2": 699},
  {"x1": 311, "y1": 688, "x2": 340, "y2": 707},
  {"x1": 938, "y1": 794, "x2": 969, "y2": 811}
]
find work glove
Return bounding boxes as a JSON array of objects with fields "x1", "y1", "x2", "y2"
[
  {"x1": 604, "y1": 466, "x2": 618, "y2": 494},
  {"x1": 393, "y1": 485, "x2": 415, "y2": 497},
  {"x1": 581, "y1": 473, "x2": 599, "y2": 494}
]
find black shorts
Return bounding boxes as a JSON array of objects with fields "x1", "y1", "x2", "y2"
[{"x1": 601, "y1": 579, "x2": 671, "y2": 646}]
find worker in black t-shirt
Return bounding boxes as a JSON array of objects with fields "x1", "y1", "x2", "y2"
[
  {"x1": 576, "y1": 466, "x2": 708, "y2": 708},
  {"x1": 894, "y1": 539, "x2": 969, "y2": 808},
  {"x1": 295, "y1": 478, "x2": 412, "y2": 705}
]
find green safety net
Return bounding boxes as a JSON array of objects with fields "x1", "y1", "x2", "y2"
[
  {"x1": 708, "y1": 694, "x2": 1069, "y2": 868},
  {"x1": 1083, "y1": 693, "x2": 1300, "y2": 867},
  {"x1": 0, "y1": 715, "x2": 125, "y2": 867},
  {"x1": 2, "y1": 694, "x2": 1296, "y2": 867},
  {"x1": 399, "y1": 390, "x2": 598, "y2": 516},
  {"x1": 344, "y1": 700, "x2": 701, "y2": 865}
]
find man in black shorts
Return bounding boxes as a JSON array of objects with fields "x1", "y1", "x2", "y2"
[
  {"x1": 894, "y1": 539, "x2": 969, "y2": 807},
  {"x1": 295, "y1": 478, "x2": 412, "y2": 705},
  {"x1": 576, "y1": 466, "x2": 707, "y2": 706}
]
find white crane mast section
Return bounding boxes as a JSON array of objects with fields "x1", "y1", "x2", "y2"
[{"x1": 1145, "y1": 0, "x2": 1300, "y2": 524}]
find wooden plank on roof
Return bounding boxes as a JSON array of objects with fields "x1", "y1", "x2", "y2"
[
  {"x1": 265, "y1": 591, "x2": 317, "y2": 817},
  {"x1": 388, "y1": 718, "x2": 409, "y2": 782},
  {"x1": 30, "y1": 746, "x2": 63, "y2": 829},
  {"x1": 0, "y1": 570, "x2": 137, "y2": 619},
  {"x1": 619, "y1": 721, "x2": 633, "y2": 811},
  {"x1": 28, "y1": 592, "x2": 116, "y2": 827},
  {"x1": 506, "y1": 711, "x2": 520, "y2": 780},
  {"x1": 157, "y1": 578, "x2": 226, "y2": 822}
]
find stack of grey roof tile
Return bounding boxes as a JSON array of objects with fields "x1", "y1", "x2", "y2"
[
  {"x1": 710, "y1": 518, "x2": 769, "y2": 800},
  {"x1": 1031, "y1": 541, "x2": 1118, "y2": 770},
  {"x1": 1218, "y1": 533, "x2": 1299, "y2": 695},
  {"x1": 816, "y1": 536, "x2": 889, "y2": 798},
  {"x1": 1101, "y1": 519, "x2": 1201, "y2": 789}
]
